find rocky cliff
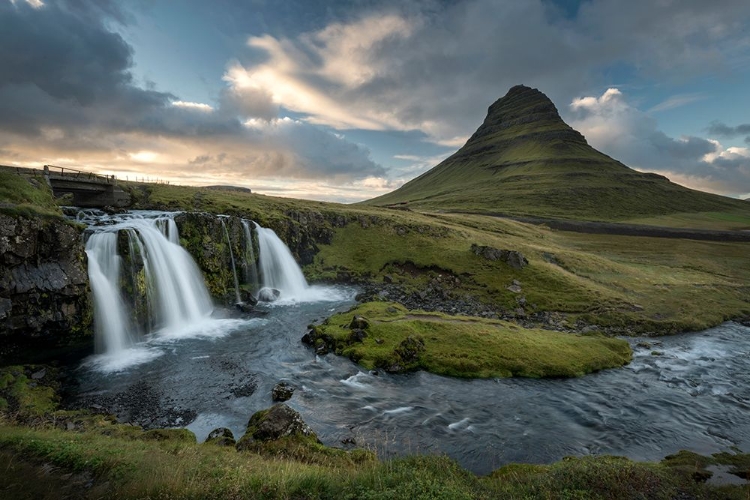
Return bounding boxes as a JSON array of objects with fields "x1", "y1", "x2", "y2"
[
  {"x1": 0, "y1": 214, "x2": 91, "y2": 356},
  {"x1": 173, "y1": 212, "x2": 253, "y2": 304}
]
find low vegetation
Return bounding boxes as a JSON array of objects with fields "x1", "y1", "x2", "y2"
[
  {"x1": 0, "y1": 171, "x2": 63, "y2": 217},
  {"x1": 307, "y1": 302, "x2": 632, "y2": 378}
]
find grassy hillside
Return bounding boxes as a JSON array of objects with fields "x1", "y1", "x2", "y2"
[
  {"x1": 0, "y1": 171, "x2": 62, "y2": 217},
  {"x1": 365, "y1": 86, "x2": 750, "y2": 221},
  {"x1": 120, "y1": 182, "x2": 750, "y2": 335}
]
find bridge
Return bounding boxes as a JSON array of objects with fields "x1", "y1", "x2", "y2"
[{"x1": 1, "y1": 164, "x2": 131, "y2": 208}]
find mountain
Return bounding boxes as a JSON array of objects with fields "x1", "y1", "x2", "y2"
[{"x1": 365, "y1": 85, "x2": 748, "y2": 221}]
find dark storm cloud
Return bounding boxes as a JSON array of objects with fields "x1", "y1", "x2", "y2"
[
  {"x1": 707, "y1": 122, "x2": 750, "y2": 138},
  {"x1": 0, "y1": 1, "x2": 153, "y2": 106},
  {"x1": 649, "y1": 133, "x2": 717, "y2": 161}
]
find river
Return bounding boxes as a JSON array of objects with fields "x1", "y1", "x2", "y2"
[{"x1": 70, "y1": 292, "x2": 750, "y2": 475}]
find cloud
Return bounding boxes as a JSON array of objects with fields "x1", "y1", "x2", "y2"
[
  {"x1": 0, "y1": 0, "x2": 386, "y2": 193},
  {"x1": 3, "y1": 0, "x2": 750, "y2": 201},
  {"x1": 569, "y1": 88, "x2": 750, "y2": 195},
  {"x1": 647, "y1": 93, "x2": 707, "y2": 113},
  {"x1": 224, "y1": 0, "x2": 750, "y2": 146},
  {"x1": 706, "y1": 122, "x2": 750, "y2": 140}
]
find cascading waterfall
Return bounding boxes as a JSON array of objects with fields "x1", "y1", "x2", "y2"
[
  {"x1": 85, "y1": 215, "x2": 214, "y2": 355},
  {"x1": 156, "y1": 218, "x2": 180, "y2": 244},
  {"x1": 86, "y1": 232, "x2": 133, "y2": 355},
  {"x1": 255, "y1": 223, "x2": 310, "y2": 299},
  {"x1": 241, "y1": 220, "x2": 260, "y2": 294},
  {"x1": 219, "y1": 217, "x2": 242, "y2": 304}
]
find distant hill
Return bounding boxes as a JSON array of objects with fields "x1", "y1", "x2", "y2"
[{"x1": 365, "y1": 85, "x2": 749, "y2": 221}]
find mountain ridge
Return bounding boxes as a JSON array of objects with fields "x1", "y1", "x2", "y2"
[{"x1": 365, "y1": 85, "x2": 748, "y2": 221}]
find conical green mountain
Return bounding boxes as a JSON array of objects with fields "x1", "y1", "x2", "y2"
[{"x1": 365, "y1": 85, "x2": 748, "y2": 220}]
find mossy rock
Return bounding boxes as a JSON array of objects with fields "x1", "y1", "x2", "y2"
[
  {"x1": 139, "y1": 428, "x2": 197, "y2": 443},
  {"x1": 204, "y1": 427, "x2": 236, "y2": 446}
]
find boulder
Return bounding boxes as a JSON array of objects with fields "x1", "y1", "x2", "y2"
[
  {"x1": 349, "y1": 315, "x2": 370, "y2": 330},
  {"x1": 271, "y1": 382, "x2": 295, "y2": 402},
  {"x1": 236, "y1": 404, "x2": 318, "y2": 451},
  {"x1": 505, "y1": 251, "x2": 529, "y2": 270},
  {"x1": 205, "y1": 427, "x2": 236, "y2": 446},
  {"x1": 470, "y1": 243, "x2": 528, "y2": 269},
  {"x1": 257, "y1": 287, "x2": 281, "y2": 302},
  {"x1": 349, "y1": 329, "x2": 367, "y2": 342},
  {"x1": 386, "y1": 335, "x2": 425, "y2": 373},
  {"x1": 235, "y1": 302, "x2": 254, "y2": 313},
  {"x1": 240, "y1": 289, "x2": 258, "y2": 306}
]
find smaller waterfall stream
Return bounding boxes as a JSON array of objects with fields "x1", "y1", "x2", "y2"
[
  {"x1": 255, "y1": 224, "x2": 310, "y2": 300},
  {"x1": 252, "y1": 223, "x2": 349, "y2": 302},
  {"x1": 241, "y1": 220, "x2": 260, "y2": 295},
  {"x1": 219, "y1": 217, "x2": 242, "y2": 304}
]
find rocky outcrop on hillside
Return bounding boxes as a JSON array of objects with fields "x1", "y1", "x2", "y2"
[{"x1": 0, "y1": 214, "x2": 91, "y2": 349}]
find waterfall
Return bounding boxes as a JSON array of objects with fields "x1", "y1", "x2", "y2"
[
  {"x1": 86, "y1": 232, "x2": 134, "y2": 355},
  {"x1": 241, "y1": 220, "x2": 259, "y2": 294},
  {"x1": 156, "y1": 217, "x2": 180, "y2": 244},
  {"x1": 85, "y1": 216, "x2": 213, "y2": 354},
  {"x1": 255, "y1": 224, "x2": 310, "y2": 299},
  {"x1": 220, "y1": 217, "x2": 241, "y2": 304}
]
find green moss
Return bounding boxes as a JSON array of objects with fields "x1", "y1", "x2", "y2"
[
  {"x1": 0, "y1": 366, "x2": 59, "y2": 417},
  {"x1": 312, "y1": 302, "x2": 632, "y2": 378}
]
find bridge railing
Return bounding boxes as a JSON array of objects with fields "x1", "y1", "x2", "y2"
[
  {"x1": 0, "y1": 164, "x2": 117, "y2": 185},
  {"x1": 43, "y1": 164, "x2": 116, "y2": 184}
]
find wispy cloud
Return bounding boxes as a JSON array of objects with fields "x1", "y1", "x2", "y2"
[{"x1": 647, "y1": 93, "x2": 706, "y2": 113}]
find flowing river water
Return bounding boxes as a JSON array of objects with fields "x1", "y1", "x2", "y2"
[{"x1": 71, "y1": 293, "x2": 750, "y2": 475}]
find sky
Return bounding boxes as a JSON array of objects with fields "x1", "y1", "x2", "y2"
[{"x1": 1, "y1": 0, "x2": 750, "y2": 203}]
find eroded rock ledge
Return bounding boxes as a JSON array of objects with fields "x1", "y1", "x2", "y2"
[{"x1": 0, "y1": 214, "x2": 91, "y2": 351}]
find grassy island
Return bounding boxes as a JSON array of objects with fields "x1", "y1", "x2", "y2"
[{"x1": 307, "y1": 302, "x2": 632, "y2": 378}]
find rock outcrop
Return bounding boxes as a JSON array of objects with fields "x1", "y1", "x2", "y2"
[
  {"x1": 271, "y1": 382, "x2": 295, "y2": 402},
  {"x1": 173, "y1": 212, "x2": 252, "y2": 305},
  {"x1": 236, "y1": 403, "x2": 318, "y2": 451},
  {"x1": 470, "y1": 244, "x2": 528, "y2": 269},
  {"x1": 0, "y1": 214, "x2": 91, "y2": 351}
]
